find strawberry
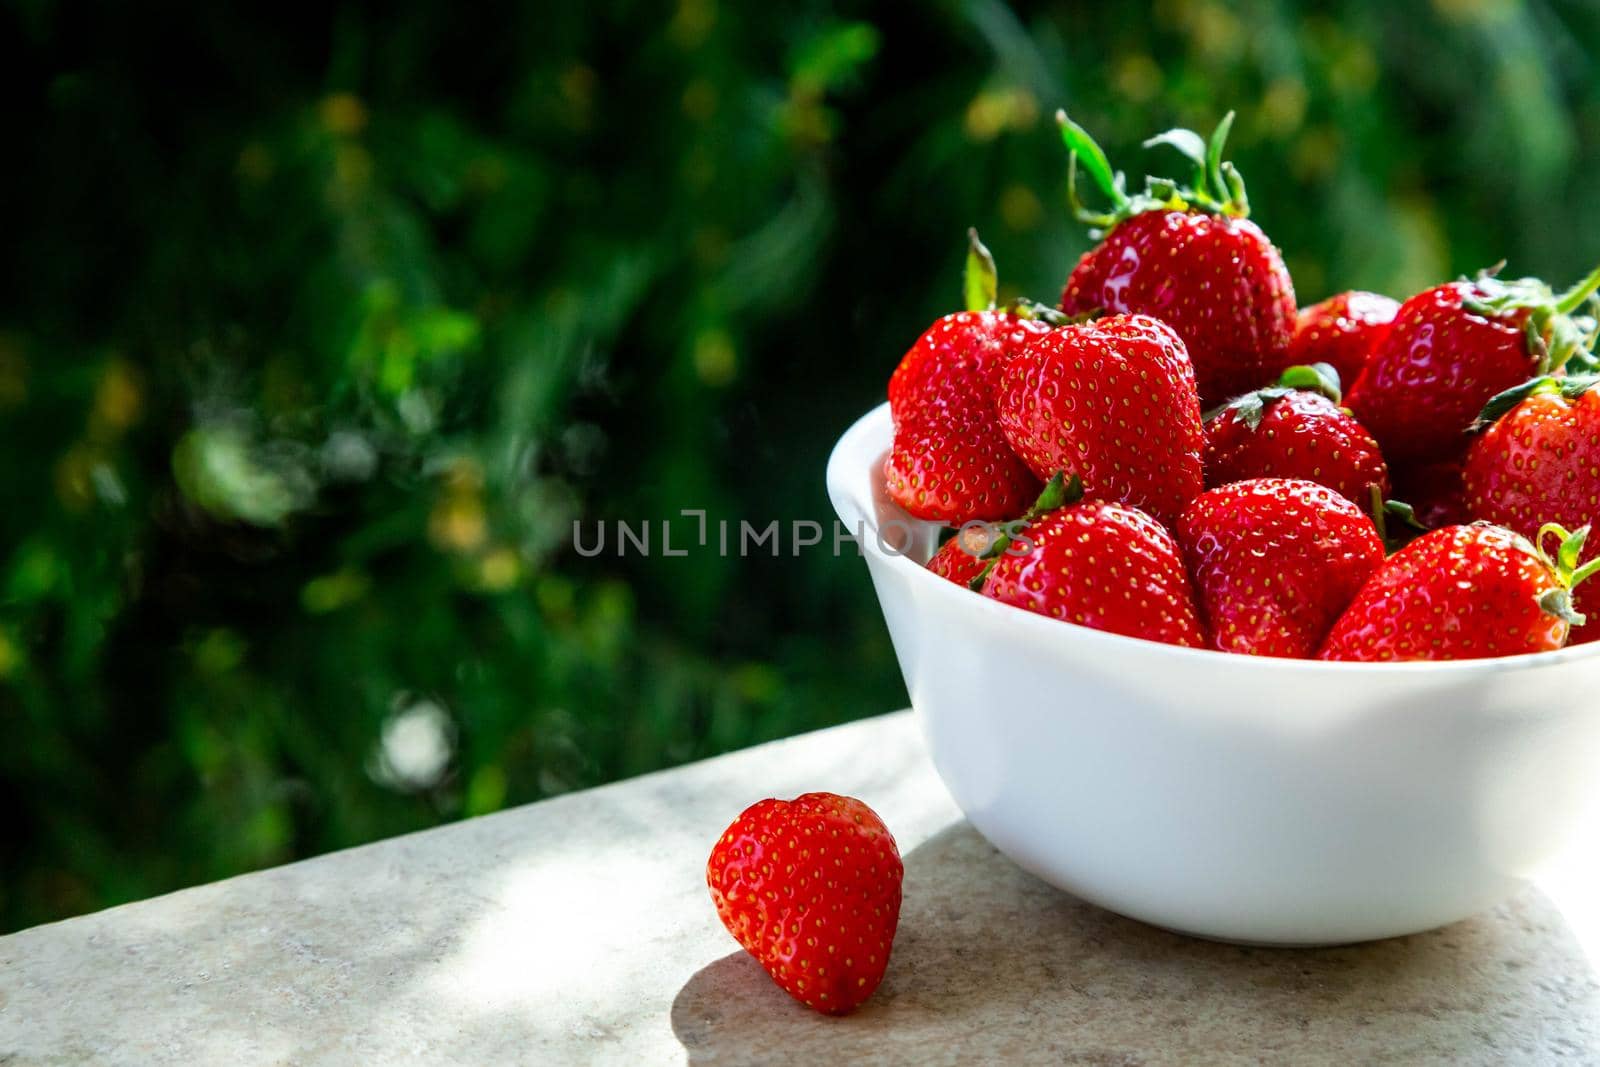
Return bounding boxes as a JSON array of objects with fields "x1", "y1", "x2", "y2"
[
  {"x1": 884, "y1": 404, "x2": 1041, "y2": 525},
  {"x1": 1464, "y1": 374, "x2": 1600, "y2": 643},
  {"x1": 926, "y1": 525, "x2": 993, "y2": 587},
  {"x1": 885, "y1": 231, "x2": 1051, "y2": 524},
  {"x1": 1204, "y1": 363, "x2": 1389, "y2": 506},
  {"x1": 1286, "y1": 291, "x2": 1399, "y2": 388},
  {"x1": 707, "y1": 792, "x2": 903, "y2": 1016},
  {"x1": 1318, "y1": 523, "x2": 1597, "y2": 661},
  {"x1": 980, "y1": 497, "x2": 1205, "y2": 647},
  {"x1": 1176, "y1": 479, "x2": 1384, "y2": 658},
  {"x1": 1345, "y1": 265, "x2": 1600, "y2": 467},
  {"x1": 994, "y1": 313, "x2": 1204, "y2": 525},
  {"x1": 1055, "y1": 111, "x2": 1297, "y2": 406}
]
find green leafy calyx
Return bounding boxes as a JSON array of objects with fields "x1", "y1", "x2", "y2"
[
  {"x1": 967, "y1": 472, "x2": 1084, "y2": 592},
  {"x1": 1203, "y1": 363, "x2": 1342, "y2": 430},
  {"x1": 1529, "y1": 522, "x2": 1600, "y2": 627},
  {"x1": 1059, "y1": 108, "x2": 1249, "y2": 235},
  {"x1": 964, "y1": 227, "x2": 998, "y2": 313},
  {"x1": 1462, "y1": 261, "x2": 1600, "y2": 377},
  {"x1": 1471, "y1": 373, "x2": 1600, "y2": 431}
]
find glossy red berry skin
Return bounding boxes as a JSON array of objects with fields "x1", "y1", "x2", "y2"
[
  {"x1": 1177, "y1": 479, "x2": 1384, "y2": 658},
  {"x1": 1463, "y1": 386, "x2": 1600, "y2": 645},
  {"x1": 707, "y1": 793, "x2": 903, "y2": 1016},
  {"x1": 982, "y1": 501, "x2": 1205, "y2": 648},
  {"x1": 926, "y1": 528, "x2": 991, "y2": 587},
  {"x1": 885, "y1": 407, "x2": 1040, "y2": 525},
  {"x1": 887, "y1": 311, "x2": 1049, "y2": 421},
  {"x1": 1204, "y1": 390, "x2": 1390, "y2": 506},
  {"x1": 1287, "y1": 291, "x2": 1399, "y2": 388},
  {"x1": 1318, "y1": 524, "x2": 1568, "y2": 661},
  {"x1": 994, "y1": 314, "x2": 1204, "y2": 526},
  {"x1": 1346, "y1": 282, "x2": 1537, "y2": 467},
  {"x1": 884, "y1": 311, "x2": 1050, "y2": 524},
  {"x1": 1060, "y1": 211, "x2": 1297, "y2": 407}
]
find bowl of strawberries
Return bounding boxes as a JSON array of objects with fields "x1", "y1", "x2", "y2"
[{"x1": 828, "y1": 111, "x2": 1600, "y2": 945}]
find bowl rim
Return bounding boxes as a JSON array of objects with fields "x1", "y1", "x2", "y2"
[{"x1": 828, "y1": 401, "x2": 1600, "y2": 676}]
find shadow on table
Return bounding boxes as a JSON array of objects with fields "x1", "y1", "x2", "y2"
[{"x1": 670, "y1": 820, "x2": 1600, "y2": 1065}]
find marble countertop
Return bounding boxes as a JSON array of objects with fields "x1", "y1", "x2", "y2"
[{"x1": 4, "y1": 710, "x2": 1599, "y2": 1065}]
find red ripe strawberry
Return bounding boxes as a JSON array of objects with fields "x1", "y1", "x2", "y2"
[
  {"x1": 995, "y1": 313, "x2": 1203, "y2": 525},
  {"x1": 1204, "y1": 363, "x2": 1390, "y2": 506},
  {"x1": 707, "y1": 792, "x2": 903, "y2": 1016},
  {"x1": 1464, "y1": 374, "x2": 1600, "y2": 644},
  {"x1": 926, "y1": 526, "x2": 992, "y2": 586},
  {"x1": 1318, "y1": 523, "x2": 1597, "y2": 661},
  {"x1": 885, "y1": 232, "x2": 1051, "y2": 524},
  {"x1": 885, "y1": 309, "x2": 1048, "y2": 423},
  {"x1": 884, "y1": 402, "x2": 1040, "y2": 524},
  {"x1": 1177, "y1": 479, "x2": 1384, "y2": 658},
  {"x1": 1055, "y1": 111, "x2": 1296, "y2": 406},
  {"x1": 1346, "y1": 265, "x2": 1600, "y2": 467},
  {"x1": 981, "y1": 499, "x2": 1205, "y2": 647},
  {"x1": 1286, "y1": 291, "x2": 1399, "y2": 388}
]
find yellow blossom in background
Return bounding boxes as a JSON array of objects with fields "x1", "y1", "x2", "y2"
[
  {"x1": 1000, "y1": 184, "x2": 1044, "y2": 232},
  {"x1": 90, "y1": 358, "x2": 141, "y2": 440},
  {"x1": 964, "y1": 86, "x2": 1038, "y2": 142},
  {"x1": 693, "y1": 329, "x2": 737, "y2": 387},
  {"x1": 1260, "y1": 79, "x2": 1308, "y2": 136},
  {"x1": 1112, "y1": 54, "x2": 1163, "y2": 103},
  {"x1": 319, "y1": 92, "x2": 367, "y2": 136},
  {"x1": 430, "y1": 457, "x2": 489, "y2": 554},
  {"x1": 477, "y1": 548, "x2": 522, "y2": 592}
]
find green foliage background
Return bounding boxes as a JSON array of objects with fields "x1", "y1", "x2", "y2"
[{"x1": 5, "y1": 0, "x2": 1600, "y2": 930}]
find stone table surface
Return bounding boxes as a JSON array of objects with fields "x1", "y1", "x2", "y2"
[{"x1": 4, "y1": 711, "x2": 1600, "y2": 1065}]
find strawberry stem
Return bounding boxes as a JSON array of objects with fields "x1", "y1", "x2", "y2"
[
  {"x1": 1573, "y1": 557, "x2": 1600, "y2": 588},
  {"x1": 1205, "y1": 111, "x2": 1236, "y2": 209},
  {"x1": 1534, "y1": 523, "x2": 1597, "y2": 627},
  {"x1": 1141, "y1": 128, "x2": 1207, "y2": 191},
  {"x1": 964, "y1": 228, "x2": 998, "y2": 313},
  {"x1": 1057, "y1": 110, "x2": 1127, "y2": 225},
  {"x1": 1555, "y1": 261, "x2": 1600, "y2": 315},
  {"x1": 967, "y1": 472, "x2": 1083, "y2": 592}
]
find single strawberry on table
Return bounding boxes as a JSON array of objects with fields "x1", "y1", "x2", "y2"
[
  {"x1": 978, "y1": 489, "x2": 1206, "y2": 649},
  {"x1": 707, "y1": 792, "x2": 903, "y2": 1015},
  {"x1": 1345, "y1": 264, "x2": 1600, "y2": 467},
  {"x1": 1055, "y1": 110, "x2": 1297, "y2": 407},
  {"x1": 1318, "y1": 522, "x2": 1598, "y2": 661},
  {"x1": 995, "y1": 313, "x2": 1204, "y2": 525},
  {"x1": 1177, "y1": 478, "x2": 1384, "y2": 658},
  {"x1": 1287, "y1": 291, "x2": 1399, "y2": 389},
  {"x1": 1464, "y1": 373, "x2": 1600, "y2": 644},
  {"x1": 1204, "y1": 362, "x2": 1390, "y2": 506},
  {"x1": 885, "y1": 230, "x2": 1051, "y2": 524}
]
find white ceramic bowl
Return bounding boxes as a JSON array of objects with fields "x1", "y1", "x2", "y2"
[{"x1": 828, "y1": 402, "x2": 1600, "y2": 945}]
